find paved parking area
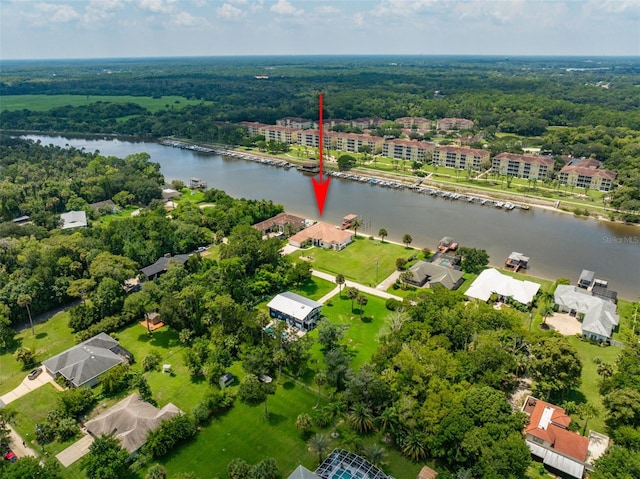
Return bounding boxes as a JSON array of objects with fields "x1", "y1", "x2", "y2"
[
  {"x1": 546, "y1": 312, "x2": 582, "y2": 336},
  {"x1": 0, "y1": 369, "x2": 61, "y2": 406}
]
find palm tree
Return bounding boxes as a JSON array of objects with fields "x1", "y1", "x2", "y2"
[
  {"x1": 351, "y1": 218, "x2": 363, "y2": 237},
  {"x1": 402, "y1": 233, "x2": 412, "y2": 247},
  {"x1": 273, "y1": 349, "x2": 287, "y2": 383},
  {"x1": 327, "y1": 401, "x2": 345, "y2": 438},
  {"x1": 295, "y1": 413, "x2": 313, "y2": 437},
  {"x1": 400, "y1": 430, "x2": 427, "y2": 461},
  {"x1": 363, "y1": 443, "x2": 387, "y2": 468},
  {"x1": 356, "y1": 294, "x2": 368, "y2": 320},
  {"x1": 399, "y1": 271, "x2": 413, "y2": 290},
  {"x1": 307, "y1": 433, "x2": 330, "y2": 465},
  {"x1": 17, "y1": 293, "x2": 34, "y2": 336},
  {"x1": 335, "y1": 274, "x2": 345, "y2": 298},
  {"x1": 347, "y1": 403, "x2": 375, "y2": 433},
  {"x1": 314, "y1": 370, "x2": 327, "y2": 408},
  {"x1": 378, "y1": 228, "x2": 388, "y2": 243},
  {"x1": 346, "y1": 287, "x2": 359, "y2": 313},
  {"x1": 577, "y1": 402, "x2": 599, "y2": 435},
  {"x1": 376, "y1": 407, "x2": 399, "y2": 444}
]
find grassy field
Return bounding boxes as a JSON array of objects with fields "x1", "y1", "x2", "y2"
[
  {"x1": 0, "y1": 94, "x2": 204, "y2": 113},
  {"x1": 290, "y1": 236, "x2": 419, "y2": 286},
  {"x1": 0, "y1": 311, "x2": 76, "y2": 395},
  {"x1": 293, "y1": 277, "x2": 336, "y2": 302},
  {"x1": 565, "y1": 336, "x2": 622, "y2": 434}
]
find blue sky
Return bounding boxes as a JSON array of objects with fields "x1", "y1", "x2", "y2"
[{"x1": 1, "y1": 0, "x2": 639, "y2": 59}]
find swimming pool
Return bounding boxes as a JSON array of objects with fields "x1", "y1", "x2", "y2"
[{"x1": 331, "y1": 470, "x2": 353, "y2": 479}]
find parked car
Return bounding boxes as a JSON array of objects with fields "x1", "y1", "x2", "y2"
[
  {"x1": 219, "y1": 372, "x2": 235, "y2": 388},
  {"x1": 3, "y1": 449, "x2": 17, "y2": 462},
  {"x1": 258, "y1": 374, "x2": 273, "y2": 384},
  {"x1": 28, "y1": 368, "x2": 42, "y2": 380}
]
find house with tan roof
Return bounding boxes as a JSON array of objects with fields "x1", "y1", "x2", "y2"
[
  {"x1": 492, "y1": 152, "x2": 554, "y2": 180},
  {"x1": 288, "y1": 222, "x2": 354, "y2": 251},
  {"x1": 522, "y1": 396, "x2": 609, "y2": 478},
  {"x1": 252, "y1": 212, "x2": 307, "y2": 237}
]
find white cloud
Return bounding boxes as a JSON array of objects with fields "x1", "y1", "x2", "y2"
[
  {"x1": 585, "y1": 0, "x2": 640, "y2": 16},
  {"x1": 35, "y1": 2, "x2": 81, "y2": 22},
  {"x1": 136, "y1": 0, "x2": 176, "y2": 14},
  {"x1": 315, "y1": 5, "x2": 340, "y2": 15},
  {"x1": 373, "y1": 0, "x2": 437, "y2": 17},
  {"x1": 173, "y1": 10, "x2": 207, "y2": 26},
  {"x1": 270, "y1": 0, "x2": 302, "y2": 16},
  {"x1": 83, "y1": 0, "x2": 124, "y2": 23},
  {"x1": 354, "y1": 12, "x2": 365, "y2": 27},
  {"x1": 217, "y1": 3, "x2": 245, "y2": 19}
]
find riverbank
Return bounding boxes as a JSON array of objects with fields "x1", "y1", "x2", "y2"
[{"x1": 166, "y1": 137, "x2": 637, "y2": 226}]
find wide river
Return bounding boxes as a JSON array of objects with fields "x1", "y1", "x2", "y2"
[{"x1": 22, "y1": 134, "x2": 640, "y2": 300}]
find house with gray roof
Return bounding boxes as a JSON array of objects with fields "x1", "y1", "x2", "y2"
[
  {"x1": 287, "y1": 465, "x2": 321, "y2": 479},
  {"x1": 267, "y1": 292, "x2": 322, "y2": 331},
  {"x1": 554, "y1": 285, "x2": 619, "y2": 342},
  {"x1": 407, "y1": 261, "x2": 464, "y2": 290},
  {"x1": 42, "y1": 333, "x2": 132, "y2": 388},
  {"x1": 85, "y1": 393, "x2": 182, "y2": 454},
  {"x1": 140, "y1": 253, "x2": 190, "y2": 280}
]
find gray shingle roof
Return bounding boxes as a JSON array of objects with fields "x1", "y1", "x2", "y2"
[
  {"x1": 287, "y1": 466, "x2": 321, "y2": 479},
  {"x1": 555, "y1": 285, "x2": 619, "y2": 339},
  {"x1": 85, "y1": 394, "x2": 182, "y2": 453},
  {"x1": 408, "y1": 261, "x2": 464, "y2": 289},
  {"x1": 42, "y1": 333, "x2": 125, "y2": 387},
  {"x1": 140, "y1": 254, "x2": 190, "y2": 278},
  {"x1": 60, "y1": 210, "x2": 87, "y2": 229}
]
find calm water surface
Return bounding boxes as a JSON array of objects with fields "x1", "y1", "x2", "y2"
[{"x1": 23, "y1": 134, "x2": 640, "y2": 300}]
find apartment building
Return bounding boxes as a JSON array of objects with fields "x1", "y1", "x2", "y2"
[
  {"x1": 432, "y1": 146, "x2": 489, "y2": 170},
  {"x1": 395, "y1": 117, "x2": 432, "y2": 130},
  {"x1": 436, "y1": 118, "x2": 474, "y2": 131},
  {"x1": 492, "y1": 152, "x2": 554, "y2": 180},
  {"x1": 382, "y1": 138, "x2": 435, "y2": 161},
  {"x1": 558, "y1": 158, "x2": 617, "y2": 191},
  {"x1": 276, "y1": 117, "x2": 313, "y2": 130},
  {"x1": 350, "y1": 117, "x2": 388, "y2": 130}
]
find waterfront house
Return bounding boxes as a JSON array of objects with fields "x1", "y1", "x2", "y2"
[
  {"x1": 432, "y1": 146, "x2": 489, "y2": 170},
  {"x1": 465, "y1": 268, "x2": 540, "y2": 305},
  {"x1": 252, "y1": 212, "x2": 306, "y2": 237},
  {"x1": 140, "y1": 253, "x2": 190, "y2": 280},
  {"x1": 406, "y1": 261, "x2": 464, "y2": 290},
  {"x1": 492, "y1": 152, "x2": 554, "y2": 180},
  {"x1": 267, "y1": 292, "x2": 322, "y2": 331},
  {"x1": 522, "y1": 396, "x2": 609, "y2": 478},
  {"x1": 554, "y1": 285, "x2": 619, "y2": 342},
  {"x1": 85, "y1": 393, "x2": 182, "y2": 454},
  {"x1": 60, "y1": 210, "x2": 87, "y2": 230},
  {"x1": 558, "y1": 157, "x2": 617, "y2": 192},
  {"x1": 43, "y1": 333, "x2": 133, "y2": 388},
  {"x1": 288, "y1": 222, "x2": 354, "y2": 251}
]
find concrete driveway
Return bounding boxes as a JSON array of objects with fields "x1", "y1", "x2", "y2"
[
  {"x1": 545, "y1": 312, "x2": 582, "y2": 336},
  {"x1": 0, "y1": 368, "x2": 62, "y2": 406},
  {"x1": 56, "y1": 434, "x2": 94, "y2": 467}
]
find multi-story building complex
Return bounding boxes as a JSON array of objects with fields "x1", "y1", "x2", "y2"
[
  {"x1": 395, "y1": 117, "x2": 432, "y2": 130},
  {"x1": 436, "y1": 118, "x2": 474, "y2": 131},
  {"x1": 334, "y1": 133, "x2": 384, "y2": 153},
  {"x1": 382, "y1": 138, "x2": 435, "y2": 161},
  {"x1": 276, "y1": 117, "x2": 314, "y2": 130},
  {"x1": 492, "y1": 152, "x2": 554, "y2": 180},
  {"x1": 350, "y1": 117, "x2": 388, "y2": 130},
  {"x1": 558, "y1": 158, "x2": 617, "y2": 191},
  {"x1": 432, "y1": 146, "x2": 489, "y2": 170}
]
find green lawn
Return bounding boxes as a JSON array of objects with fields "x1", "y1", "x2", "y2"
[
  {"x1": 292, "y1": 277, "x2": 336, "y2": 302},
  {"x1": 0, "y1": 311, "x2": 76, "y2": 395},
  {"x1": 307, "y1": 293, "x2": 389, "y2": 373},
  {"x1": 565, "y1": 336, "x2": 622, "y2": 434},
  {"x1": 291, "y1": 236, "x2": 419, "y2": 286},
  {"x1": 0, "y1": 94, "x2": 204, "y2": 113}
]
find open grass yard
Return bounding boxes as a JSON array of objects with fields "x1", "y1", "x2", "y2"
[
  {"x1": 496, "y1": 268, "x2": 554, "y2": 292},
  {"x1": 614, "y1": 298, "x2": 638, "y2": 340},
  {"x1": 0, "y1": 311, "x2": 76, "y2": 395},
  {"x1": 96, "y1": 206, "x2": 139, "y2": 225},
  {"x1": 291, "y1": 236, "x2": 418, "y2": 286},
  {"x1": 0, "y1": 94, "x2": 204, "y2": 113},
  {"x1": 293, "y1": 277, "x2": 336, "y2": 301},
  {"x1": 307, "y1": 293, "x2": 389, "y2": 373},
  {"x1": 565, "y1": 336, "x2": 622, "y2": 435}
]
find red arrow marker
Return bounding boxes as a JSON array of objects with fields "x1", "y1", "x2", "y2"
[{"x1": 312, "y1": 93, "x2": 330, "y2": 215}]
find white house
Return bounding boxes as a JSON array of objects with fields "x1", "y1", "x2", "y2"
[
  {"x1": 554, "y1": 285, "x2": 619, "y2": 342},
  {"x1": 267, "y1": 292, "x2": 322, "y2": 331},
  {"x1": 465, "y1": 268, "x2": 540, "y2": 305}
]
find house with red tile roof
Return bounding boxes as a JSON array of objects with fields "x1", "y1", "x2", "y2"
[
  {"x1": 288, "y1": 222, "x2": 354, "y2": 251},
  {"x1": 522, "y1": 396, "x2": 609, "y2": 478}
]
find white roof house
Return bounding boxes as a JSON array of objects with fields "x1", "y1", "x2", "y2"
[
  {"x1": 60, "y1": 210, "x2": 87, "y2": 229},
  {"x1": 267, "y1": 292, "x2": 322, "y2": 331},
  {"x1": 465, "y1": 268, "x2": 540, "y2": 305},
  {"x1": 554, "y1": 285, "x2": 619, "y2": 341}
]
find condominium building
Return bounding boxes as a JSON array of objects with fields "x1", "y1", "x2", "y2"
[
  {"x1": 382, "y1": 138, "x2": 435, "y2": 161},
  {"x1": 350, "y1": 117, "x2": 388, "y2": 129},
  {"x1": 395, "y1": 117, "x2": 432, "y2": 130},
  {"x1": 558, "y1": 158, "x2": 617, "y2": 192},
  {"x1": 432, "y1": 146, "x2": 489, "y2": 170},
  {"x1": 436, "y1": 118, "x2": 474, "y2": 131},
  {"x1": 333, "y1": 133, "x2": 384, "y2": 153},
  {"x1": 492, "y1": 152, "x2": 554, "y2": 180},
  {"x1": 276, "y1": 117, "x2": 313, "y2": 130}
]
